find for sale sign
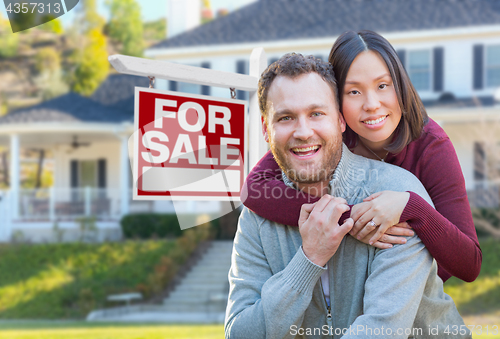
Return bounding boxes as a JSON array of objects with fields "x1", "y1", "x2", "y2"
[{"x1": 133, "y1": 87, "x2": 247, "y2": 201}]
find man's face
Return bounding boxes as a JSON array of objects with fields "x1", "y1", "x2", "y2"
[{"x1": 263, "y1": 72, "x2": 346, "y2": 185}]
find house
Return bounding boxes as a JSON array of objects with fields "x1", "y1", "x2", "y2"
[
  {"x1": 2, "y1": 0, "x2": 500, "y2": 242},
  {"x1": 146, "y1": 0, "x2": 500, "y2": 207},
  {"x1": 0, "y1": 74, "x2": 222, "y2": 242}
]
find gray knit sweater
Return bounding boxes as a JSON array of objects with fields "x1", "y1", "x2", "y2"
[{"x1": 225, "y1": 145, "x2": 470, "y2": 339}]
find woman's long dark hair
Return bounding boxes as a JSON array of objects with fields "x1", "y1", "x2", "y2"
[{"x1": 329, "y1": 30, "x2": 429, "y2": 153}]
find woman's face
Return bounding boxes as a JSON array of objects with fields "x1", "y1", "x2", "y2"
[{"x1": 342, "y1": 50, "x2": 402, "y2": 150}]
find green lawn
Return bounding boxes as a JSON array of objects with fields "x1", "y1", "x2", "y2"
[
  {"x1": 0, "y1": 320, "x2": 498, "y2": 339},
  {"x1": 0, "y1": 238, "x2": 497, "y2": 338},
  {"x1": 0, "y1": 321, "x2": 223, "y2": 339},
  {"x1": 443, "y1": 238, "x2": 500, "y2": 316},
  {"x1": 0, "y1": 241, "x2": 177, "y2": 319},
  {"x1": 0, "y1": 225, "x2": 211, "y2": 320},
  {"x1": 442, "y1": 238, "x2": 500, "y2": 339}
]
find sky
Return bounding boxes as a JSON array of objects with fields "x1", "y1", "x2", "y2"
[{"x1": 1, "y1": 0, "x2": 257, "y2": 28}]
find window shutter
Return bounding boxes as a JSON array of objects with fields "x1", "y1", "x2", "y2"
[
  {"x1": 201, "y1": 62, "x2": 211, "y2": 96},
  {"x1": 70, "y1": 160, "x2": 78, "y2": 188},
  {"x1": 70, "y1": 160, "x2": 78, "y2": 201},
  {"x1": 433, "y1": 47, "x2": 444, "y2": 92},
  {"x1": 396, "y1": 49, "x2": 406, "y2": 69},
  {"x1": 98, "y1": 159, "x2": 106, "y2": 188},
  {"x1": 236, "y1": 60, "x2": 247, "y2": 100},
  {"x1": 473, "y1": 45, "x2": 484, "y2": 90},
  {"x1": 474, "y1": 142, "x2": 486, "y2": 181},
  {"x1": 236, "y1": 60, "x2": 246, "y2": 74},
  {"x1": 169, "y1": 80, "x2": 178, "y2": 91}
]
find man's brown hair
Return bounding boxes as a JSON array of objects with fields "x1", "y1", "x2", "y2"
[{"x1": 258, "y1": 53, "x2": 338, "y2": 123}]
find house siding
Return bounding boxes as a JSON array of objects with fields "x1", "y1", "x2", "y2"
[
  {"x1": 147, "y1": 28, "x2": 500, "y2": 194},
  {"x1": 54, "y1": 141, "x2": 122, "y2": 204}
]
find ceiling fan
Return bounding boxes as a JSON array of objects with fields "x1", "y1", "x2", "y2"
[
  {"x1": 71, "y1": 136, "x2": 90, "y2": 149},
  {"x1": 66, "y1": 136, "x2": 91, "y2": 153}
]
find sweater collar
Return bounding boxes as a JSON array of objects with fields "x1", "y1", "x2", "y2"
[
  {"x1": 282, "y1": 144, "x2": 360, "y2": 197},
  {"x1": 384, "y1": 145, "x2": 406, "y2": 167}
]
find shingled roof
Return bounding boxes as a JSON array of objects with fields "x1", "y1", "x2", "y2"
[
  {"x1": 0, "y1": 92, "x2": 130, "y2": 125},
  {"x1": 151, "y1": 0, "x2": 500, "y2": 49},
  {"x1": 0, "y1": 74, "x2": 148, "y2": 125},
  {"x1": 91, "y1": 73, "x2": 149, "y2": 113}
]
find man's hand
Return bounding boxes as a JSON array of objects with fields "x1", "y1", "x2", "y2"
[{"x1": 299, "y1": 195, "x2": 353, "y2": 267}]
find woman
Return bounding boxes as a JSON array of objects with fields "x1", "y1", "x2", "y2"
[{"x1": 241, "y1": 30, "x2": 481, "y2": 283}]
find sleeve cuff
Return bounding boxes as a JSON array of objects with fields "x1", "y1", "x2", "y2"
[
  {"x1": 300, "y1": 246, "x2": 328, "y2": 269},
  {"x1": 279, "y1": 246, "x2": 326, "y2": 295},
  {"x1": 399, "y1": 191, "x2": 448, "y2": 243}
]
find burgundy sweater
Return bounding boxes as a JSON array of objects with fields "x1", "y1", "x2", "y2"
[{"x1": 241, "y1": 118, "x2": 482, "y2": 283}]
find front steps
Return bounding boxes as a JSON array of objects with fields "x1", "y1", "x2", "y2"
[{"x1": 87, "y1": 240, "x2": 234, "y2": 323}]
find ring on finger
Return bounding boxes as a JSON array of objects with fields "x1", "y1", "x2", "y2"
[{"x1": 367, "y1": 220, "x2": 377, "y2": 228}]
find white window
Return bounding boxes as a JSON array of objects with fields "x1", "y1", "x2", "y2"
[
  {"x1": 471, "y1": 142, "x2": 500, "y2": 208},
  {"x1": 486, "y1": 142, "x2": 500, "y2": 183},
  {"x1": 474, "y1": 141, "x2": 500, "y2": 183},
  {"x1": 178, "y1": 81, "x2": 201, "y2": 94},
  {"x1": 408, "y1": 50, "x2": 431, "y2": 91},
  {"x1": 486, "y1": 45, "x2": 500, "y2": 88},
  {"x1": 80, "y1": 160, "x2": 97, "y2": 187},
  {"x1": 178, "y1": 64, "x2": 202, "y2": 94}
]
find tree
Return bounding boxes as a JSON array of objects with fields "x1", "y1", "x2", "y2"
[
  {"x1": 106, "y1": 0, "x2": 144, "y2": 57},
  {"x1": 0, "y1": 13, "x2": 19, "y2": 59},
  {"x1": 34, "y1": 47, "x2": 61, "y2": 74},
  {"x1": 38, "y1": 17, "x2": 64, "y2": 34},
  {"x1": 67, "y1": 0, "x2": 108, "y2": 96},
  {"x1": 143, "y1": 18, "x2": 166, "y2": 42},
  {"x1": 76, "y1": 0, "x2": 105, "y2": 33},
  {"x1": 201, "y1": 0, "x2": 214, "y2": 24},
  {"x1": 472, "y1": 208, "x2": 500, "y2": 239},
  {"x1": 21, "y1": 155, "x2": 54, "y2": 189},
  {"x1": 69, "y1": 28, "x2": 109, "y2": 96},
  {"x1": 34, "y1": 47, "x2": 69, "y2": 99},
  {"x1": 0, "y1": 148, "x2": 8, "y2": 188},
  {"x1": 9, "y1": 5, "x2": 37, "y2": 33}
]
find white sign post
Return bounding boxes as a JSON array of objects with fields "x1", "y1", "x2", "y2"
[
  {"x1": 134, "y1": 87, "x2": 247, "y2": 201},
  {"x1": 109, "y1": 48, "x2": 268, "y2": 228},
  {"x1": 108, "y1": 47, "x2": 268, "y2": 181}
]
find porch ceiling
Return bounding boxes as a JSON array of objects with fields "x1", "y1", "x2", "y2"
[
  {"x1": 0, "y1": 123, "x2": 134, "y2": 148},
  {"x1": 428, "y1": 106, "x2": 500, "y2": 125}
]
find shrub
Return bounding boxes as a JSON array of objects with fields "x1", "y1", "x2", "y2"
[
  {"x1": 120, "y1": 213, "x2": 221, "y2": 239},
  {"x1": 472, "y1": 207, "x2": 500, "y2": 239},
  {"x1": 120, "y1": 213, "x2": 183, "y2": 239},
  {"x1": 0, "y1": 14, "x2": 19, "y2": 58}
]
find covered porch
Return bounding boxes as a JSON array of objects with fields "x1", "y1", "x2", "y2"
[
  {"x1": 429, "y1": 104, "x2": 500, "y2": 209},
  {"x1": 0, "y1": 99, "x2": 135, "y2": 242}
]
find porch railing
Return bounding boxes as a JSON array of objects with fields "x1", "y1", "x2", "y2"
[
  {"x1": 18, "y1": 187, "x2": 123, "y2": 221},
  {"x1": 11, "y1": 184, "x2": 499, "y2": 222},
  {"x1": 467, "y1": 184, "x2": 500, "y2": 208}
]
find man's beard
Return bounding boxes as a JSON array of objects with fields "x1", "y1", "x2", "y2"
[{"x1": 269, "y1": 133, "x2": 343, "y2": 185}]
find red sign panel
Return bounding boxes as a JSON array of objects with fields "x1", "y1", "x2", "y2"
[{"x1": 133, "y1": 87, "x2": 247, "y2": 201}]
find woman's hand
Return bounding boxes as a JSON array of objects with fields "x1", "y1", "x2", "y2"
[
  {"x1": 354, "y1": 222, "x2": 413, "y2": 249},
  {"x1": 350, "y1": 191, "x2": 413, "y2": 246}
]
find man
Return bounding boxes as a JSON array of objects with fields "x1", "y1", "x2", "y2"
[{"x1": 224, "y1": 54, "x2": 470, "y2": 339}]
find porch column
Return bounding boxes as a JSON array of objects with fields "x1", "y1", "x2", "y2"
[
  {"x1": 120, "y1": 135, "x2": 130, "y2": 216},
  {"x1": 248, "y1": 48, "x2": 268, "y2": 173},
  {"x1": 10, "y1": 134, "x2": 19, "y2": 219}
]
